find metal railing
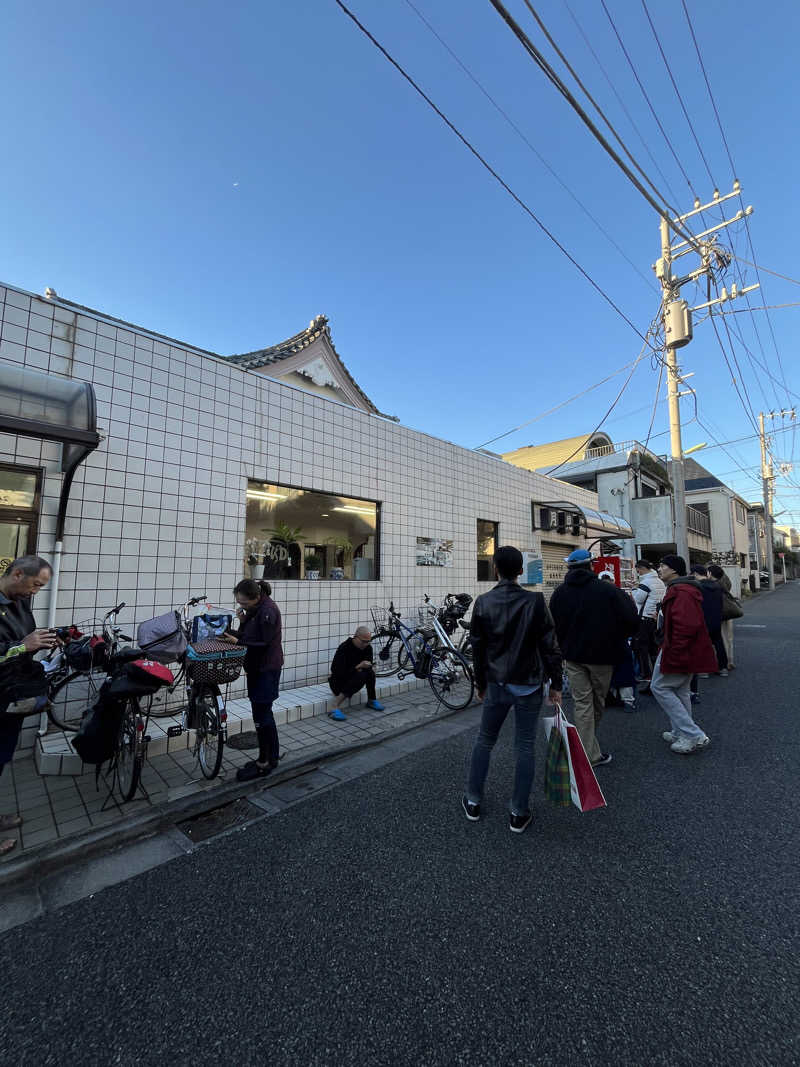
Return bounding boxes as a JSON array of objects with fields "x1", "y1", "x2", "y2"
[
  {"x1": 687, "y1": 505, "x2": 711, "y2": 537},
  {"x1": 584, "y1": 439, "x2": 664, "y2": 463}
]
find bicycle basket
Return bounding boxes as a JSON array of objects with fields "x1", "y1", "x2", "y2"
[
  {"x1": 370, "y1": 606, "x2": 393, "y2": 634},
  {"x1": 186, "y1": 640, "x2": 247, "y2": 685},
  {"x1": 64, "y1": 635, "x2": 108, "y2": 672},
  {"x1": 137, "y1": 611, "x2": 187, "y2": 664}
]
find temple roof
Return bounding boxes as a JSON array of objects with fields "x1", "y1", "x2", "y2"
[{"x1": 225, "y1": 314, "x2": 384, "y2": 416}]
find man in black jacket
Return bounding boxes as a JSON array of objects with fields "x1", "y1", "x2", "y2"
[
  {"x1": 463, "y1": 546, "x2": 562, "y2": 834},
  {"x1": 549, "y1": 549, "x2": 639, "y2": 768},
  {"x1": 0, "y1": 555, "x2": 55, "y2": 856},
  {"x1": 327, "y1": 626, "x2": 385, "y2": 722}
]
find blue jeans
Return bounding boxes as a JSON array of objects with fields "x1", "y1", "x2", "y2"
[
  {"x1": 466, "y1": 683, "x2": 542, "y2": 815},
  {"x1": 247, "y1": 668, "x2": 281, "y2": 763}
]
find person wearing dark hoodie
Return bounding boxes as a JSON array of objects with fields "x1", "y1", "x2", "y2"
[
  {"x1": 549, "y1": 549, "x2": 639, "y2": 767},
  {"x1": 221, "y1": 579, "x2": 284, "y2": 781},
  {"x1": 708, "y1": 563, "x2": 736, "y2": 669},
  {"x1": 689, "y1": 564, "x2": 728, "y2": 676},
  {"x1": 652, "y1": 555, "x2": 717, "y2": 754}
]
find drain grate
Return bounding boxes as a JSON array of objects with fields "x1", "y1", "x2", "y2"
[
  {"x1": 176, "y1": 798, "x2": 262, "y2": 843},
  {"x1": 227, "y1": 730, "x2": 259, "y2": 750}
]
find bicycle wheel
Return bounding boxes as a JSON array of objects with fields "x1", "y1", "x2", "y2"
[
  {"x1": 116, "y1": 699, "x2": 142, "y2": 802},
  {"x1": 373, "y1": 630, "x2": 401, "y2": 677},
  {"x1": 193, "y1": 685, "x2": 224, "y2": 779},
  {"x1": 428, "y1": 649, "x2": 474, "y2": 710},
  {"x1": 48, "y1": 669, "x2": 107, "y2": 732}
]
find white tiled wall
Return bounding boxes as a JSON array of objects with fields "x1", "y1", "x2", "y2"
[{"x1": 0, "y1": 281, "x2": 599, "y2": 754}]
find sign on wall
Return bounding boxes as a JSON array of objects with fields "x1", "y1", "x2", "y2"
[
  {"x1": 416, "y1": 537, "x2": 454, "y2": 567},
  {"x1": 521, "y1": 552, "x2": 543, "y2": 585}
]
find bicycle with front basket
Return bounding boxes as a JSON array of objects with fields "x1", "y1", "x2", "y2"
[
  {"x1": 139, "y1": 594, "x2": 245, "y2": 780},
  {"x1": 370, "y1": 601, "x2": 474, "y2": 709}
]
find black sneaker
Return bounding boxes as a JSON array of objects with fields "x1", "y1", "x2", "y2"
[
  {"x1": 461, "y1": 795, "x2": 480, "y2": 822},
  {"x1": 509, "y1": 811, "x2": 532, "y2": 834},
  {"x1": 594, "y1": 752, "x2": 613, "y2": 766}
]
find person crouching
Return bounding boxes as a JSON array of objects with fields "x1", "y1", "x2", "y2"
[{"x1": 327, "y1": 626, "x2": 385, "y2": 722}]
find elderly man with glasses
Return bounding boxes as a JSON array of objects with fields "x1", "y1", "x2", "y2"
[{"x1": 327, "y1": 625, "x2": 386, "y2": 722}]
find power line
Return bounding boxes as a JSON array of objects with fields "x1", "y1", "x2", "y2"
[
  {"x1": 715, "y1": 302, "x2": 800, "y2": 313},
  {"x1": 486, "y1": 0, "x2": 700, "y2": 246},
  {"x1": 545, "y1": 323, "x2": 657, "y2": 475},
  {"x1": 473, "y1": 355, "x2": 645, "y2": 450},
  {"x1": 400, "y1": 0, "x2": 656, "y2": 293},
  {"x1": 727, "y1": 254, "x2": 800, "y2": 288},
  {"x1": 561, "y1": 0, "x2": 683, "y2": 210},
  {"x1": 333, "y1": 0, "x2": 659, "y2": 347},
  {"x1": 640, "y1": 0, "x2": 716, "y2": 189},
  {"x1": 599, "y1": 0, "x2": 698, "y2": 199},
  {"x1": 678, "y1": 0, "x2": 794, "y2": 423}
]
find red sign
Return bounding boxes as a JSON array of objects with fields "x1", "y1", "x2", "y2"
[
  {"x1": 592, "y1": 556, "x2": 621, "y2": 585},
  {"x1": 778, "y1": 552, "x2": 785, "y2": 559}
]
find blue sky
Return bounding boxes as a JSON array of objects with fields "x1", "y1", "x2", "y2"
[{"x1": 3, "y1": 0, "x2": 799, "y2": 517}]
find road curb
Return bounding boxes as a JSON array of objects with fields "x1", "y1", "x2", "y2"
[{"x1": 0, "y1": 699, "x2": 478, "y2": 893}]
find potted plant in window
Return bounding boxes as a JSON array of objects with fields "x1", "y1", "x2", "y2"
[
  {"x1": 245, "y1": 537, "x2": 264, "y2": 580},
  {"x1": 305, "y1": 552, "x2": 323, "y2": 581},
  {"x1": 326, "y1": 535, "x2": 353, "y2": 580},
  {"x1": 263, "y1": 522, "x2": 304, "y2": 579}
]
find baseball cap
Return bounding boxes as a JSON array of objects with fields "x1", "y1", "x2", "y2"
[{"x1": 564, "y1": 548, "x2": 592, "y2": 566}]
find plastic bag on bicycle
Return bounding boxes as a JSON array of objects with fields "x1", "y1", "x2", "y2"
[{"x1": 72, "y1": 682, "x2": 126, "y2": 765}]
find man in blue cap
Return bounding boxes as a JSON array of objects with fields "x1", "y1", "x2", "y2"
[{"x1": 549, "y1": 549, "x2": 639, "y2": 766}]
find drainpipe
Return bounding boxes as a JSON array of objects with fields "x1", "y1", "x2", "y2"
[{"x1": 38, "y1": 459, "x2": 82, "y2": 737}]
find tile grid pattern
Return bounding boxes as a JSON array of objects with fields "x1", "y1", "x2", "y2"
[{"x1": 0, "y1": 281, "x2": 598, "y2": 757}]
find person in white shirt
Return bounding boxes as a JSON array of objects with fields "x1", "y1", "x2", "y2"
[{"x1": 631, "y1": 559, "x2": 666, "y2": 691}]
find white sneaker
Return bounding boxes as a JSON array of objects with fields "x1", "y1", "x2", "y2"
[
  {"x1": 662, "y1": 731, "x2": 678, "y2": 743},
  {"x1": 670, "y1": 734, "x2": 710, "y2": 754}
]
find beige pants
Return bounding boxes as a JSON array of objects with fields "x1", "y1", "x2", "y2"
[
  {"x1": 721, "y1": 619, "x2": 735, "y2": 665},
  {"x1": 565, "y1": 661, "x2": 614, "y2": 765}
]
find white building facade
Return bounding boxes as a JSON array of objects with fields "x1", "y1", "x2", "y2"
[{"x1": 0, "y1": 281, "x2": 601, "y2": 758}]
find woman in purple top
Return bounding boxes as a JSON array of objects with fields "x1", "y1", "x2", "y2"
[{"x1": 222, "y1": 579, "x2": 284, "y2": 781}]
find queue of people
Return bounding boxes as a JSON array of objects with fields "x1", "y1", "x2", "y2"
[
  {"x1": 461, "y1": 545, "x2": 738, "y2": 834},
  {"x1": 0, "y1": 544, "x2": 740, "y2": 852}
]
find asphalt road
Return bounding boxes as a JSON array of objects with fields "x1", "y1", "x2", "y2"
[{"x1": 1, "y1": 586, "x2": 798, "y2": 1066}]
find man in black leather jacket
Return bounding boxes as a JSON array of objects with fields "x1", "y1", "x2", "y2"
[{"x1": 463, "y1": 546, "x2": 562, "y2": 834}]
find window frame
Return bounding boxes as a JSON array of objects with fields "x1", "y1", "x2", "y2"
[
  {"x1": 245, "y1": 479, "x2": 382, "y2": 581},
  {"x1": 476, "y1": 518, "x2": 499, "y2": 581},
  {"x1": 0, "y1": 462, "x2": 42, "y2": 556}
]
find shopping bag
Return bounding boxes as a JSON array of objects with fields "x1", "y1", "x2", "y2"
[
  {"x1": 543, "y1": 717, "x2": 571, "y2": 807},
  {"x1": 543, "y1": 706, "x2": 607, "y2": 813}
]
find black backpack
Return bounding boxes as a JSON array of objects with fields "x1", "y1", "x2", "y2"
[{"x1": 71, "y1": 681, "x2": 126, "y2": 766}]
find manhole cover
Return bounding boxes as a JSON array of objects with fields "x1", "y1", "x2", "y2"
[
  {"x1": 227, "y1": 730, "x2": 259, "y2": 750},
  {"x1": 176, "y1": 798, "x2": 261, "y2": 843}
]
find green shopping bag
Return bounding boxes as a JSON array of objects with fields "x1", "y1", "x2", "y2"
[{"x1": 544, "y1": 713, "x2": 572, "y2": 807}]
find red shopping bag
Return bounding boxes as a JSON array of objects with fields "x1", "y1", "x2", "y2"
[{"x1": 543, "y1": 706, "x2": 606, "y2": 813}]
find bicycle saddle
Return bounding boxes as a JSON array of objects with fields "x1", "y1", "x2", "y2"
[{"x1": 109, "y1": 647, "x2": 145, "y2": 666}]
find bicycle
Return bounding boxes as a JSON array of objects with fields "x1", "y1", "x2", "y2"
[
  {"x1": 141, "y1": 594, "x2": 243, "y2": 781},
  {"x1": 370, "y1": 602, "x2": 473, "y2": 709},
  {"x1": 46, "y1": 602, "x2": 133, "y2": 732}
]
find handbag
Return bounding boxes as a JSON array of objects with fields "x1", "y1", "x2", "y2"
[
  {"x1": 1, "y1": 657, "x2": 50, "y2": 717},
  {"x1": 721, "y1": 590, "x2": 744, "y2": 621},
  {"x1": 542, "y1": 706, "x2": 607, "y2": 812},
  {"x1": 543, "y1": 717, "x2": 571, "y2": 807}
]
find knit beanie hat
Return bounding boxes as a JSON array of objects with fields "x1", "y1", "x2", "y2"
[{"x1": 660, "y1": 554, "x2": 686, "y2": 576}]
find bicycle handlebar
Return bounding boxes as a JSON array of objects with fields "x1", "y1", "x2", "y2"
[
  {"x1": 187, "y1": 594, "x2": 207, "y2": 607},
  {"x1": 105, "y1": 602, "x2": 125, "y2": 619}
]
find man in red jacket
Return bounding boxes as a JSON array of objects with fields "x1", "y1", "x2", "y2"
[{"x1": 651, "y1": 555, "x2": 718, "y2": 754}]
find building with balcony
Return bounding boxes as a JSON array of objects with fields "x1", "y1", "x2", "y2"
[{"x1": 503, "y1": 435, "x2": 713, "y2": 565}]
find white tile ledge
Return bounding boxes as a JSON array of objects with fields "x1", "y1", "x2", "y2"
[{"x1": 34, "y1": 675, "x2": 425, "y2": 776}]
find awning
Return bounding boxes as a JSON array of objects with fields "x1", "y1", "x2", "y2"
[
  {"x1": 0, "y1": 364, "x2": 101, "y2": 539},
  {"x1": 537, "y1": 500, "x2": 634, "y2": 539}
]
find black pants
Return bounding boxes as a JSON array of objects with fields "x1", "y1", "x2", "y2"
[
  {"x1": 710, "y1": 630, "x2": 728, "y2": 671},
  {"x1": 634, "y1": 618, "x2": 658, "y2": 680},
  {"x1": 329, "y1": 668, "x2": 376, "y2": 702}
]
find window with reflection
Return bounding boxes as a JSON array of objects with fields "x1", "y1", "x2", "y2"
[
  {"x1": 477, "y1": 519, "x2": 498, "y2": 581},
  {"x1": 245, "y1": 482, "x2": 380, "y2": 581}
]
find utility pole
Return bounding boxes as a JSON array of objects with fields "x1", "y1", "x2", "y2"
[
  {"x1": 654, "y1": 183, "x2": 759, "y2": 566},
  {"x1": 758, "y1": 408, "x2": 796, "y2": 591},
  {"x1": 759, "y1": 412, "x2": 775, "y2": 591},
  {"x1": 659, "y1": 216, "x2": 689, "y2": 562}
]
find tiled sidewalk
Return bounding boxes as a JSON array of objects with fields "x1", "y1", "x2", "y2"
[{"x1": 0, "y1": 686, "x2": 464, "y2": 860}]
